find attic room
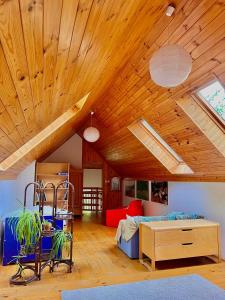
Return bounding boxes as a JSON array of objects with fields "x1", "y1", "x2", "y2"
[{"x1": 0, "y1": 0, "x2": 225, "y2": 299}]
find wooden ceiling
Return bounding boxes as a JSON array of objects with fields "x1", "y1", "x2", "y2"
[{"x1": 0, "y1": 0, "x2": 225, "y2": 180}]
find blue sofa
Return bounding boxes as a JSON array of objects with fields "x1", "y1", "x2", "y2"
[{"x1": 117, "y1": 212, "x2": 204, "y2": 259}]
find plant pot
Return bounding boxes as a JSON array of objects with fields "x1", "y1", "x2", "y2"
[
  {"x1": 43, "y1": 223, "x2": 52, "y2": 231},
  {"x1": 42, "y1": 227, "x2": 55, "y2": 237}
]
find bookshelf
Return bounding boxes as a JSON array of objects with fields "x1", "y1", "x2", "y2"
[{"x1": 34, "y1": 162, "x2": 70, "y2": 209}]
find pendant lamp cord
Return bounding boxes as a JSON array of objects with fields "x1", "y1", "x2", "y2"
[{"x1": 90, "y1": 111, "x2": 94, "y2": 127}]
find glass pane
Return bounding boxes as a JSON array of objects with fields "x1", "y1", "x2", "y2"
[{"x1": 198, "y1": 81, "x2": 225, "y2": 121}]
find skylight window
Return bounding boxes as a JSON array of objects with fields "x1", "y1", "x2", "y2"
[
  {"x1": 128, "y1": 119, "x2": 193, "y2": 175},
  {"x1": 197, "y1": 80, "x2": 225, "y2": 123}
]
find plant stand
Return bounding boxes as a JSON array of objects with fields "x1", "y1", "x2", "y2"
[
  {"x1": 9, "y1": 180, "x2": 75, "y2": 285},
  {"x1": 52, "y1": 182, "x2": 75, "y2": 273}
]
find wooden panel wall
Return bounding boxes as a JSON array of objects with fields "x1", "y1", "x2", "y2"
[{"x1": 82, "y1": 141, "x2": 122, "y2": 216}]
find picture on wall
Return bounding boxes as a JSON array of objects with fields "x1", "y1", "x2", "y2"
[
  {"x1": 111, "y1": 177, "x2": 121, "y2": 191},
  {"x1": 151, "y1": 181, "x2": 168, "y2": 205},
  {"x1": 125, "y1": 180, "x2": 135, "y2": 197},
  {"x1": 136, "y1": 180, "x2": 149, "y2": 201}
]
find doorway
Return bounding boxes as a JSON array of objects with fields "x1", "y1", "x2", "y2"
[{"x1": 82, "y1": 169, "x2": 103, "y2": 213}]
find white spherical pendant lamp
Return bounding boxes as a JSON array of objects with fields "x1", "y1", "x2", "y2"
[
  {"x1": 83, "y1": 111, "x2": 100, "y2": 143},
  {"x1": 83, "y1": 126, "x2": 100, "y2": 143},
  {"x1": 149, "y1": 44, "x2": 192, "y2": 88}
]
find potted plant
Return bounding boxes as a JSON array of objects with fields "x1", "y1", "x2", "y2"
[
  {"x1": 51, "y1": 230, "x2": 72, "y2": 259},
  {"x1": 42, "y1": 219, "x2": 52, "y2": 231},
  {"x1": 8, "y1": 210, "x2": 42, "y2": 255}
]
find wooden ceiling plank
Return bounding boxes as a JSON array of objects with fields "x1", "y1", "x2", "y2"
[
  {"x1": 50, "y1": 0, "x2": 79, "y2": 120},
  {"x1": 0, "y1": 0, "x2": 38, "y2": 132},
  {"x1": 42, "y1": 0, "x2": 63, "y2": 125},
  {"x1": 55, "y1": 0, "x2": 94, "y2": 103},
  {"x1": 177, "y1": 1, "x2": 224, "y2": 47},
  {"x1": 186, "y1": 8, "x2": 225, "y2": 54},
  {"x1": 20, "y1": 0, "x2": 44, "y2": 127},
  {"x1": 165, "y1": 0, "x2": 217, "y2": 46},
  {"x1": 53, "y1": 0, "x2": 107, "y2": 115},
  {"x1": 0, "y1": 45, "x2": 31, "y2": 142}
]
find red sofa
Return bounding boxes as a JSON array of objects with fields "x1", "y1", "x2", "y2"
[{"x1": 106, "y1": 200, "x2": 143, "y2": 227}]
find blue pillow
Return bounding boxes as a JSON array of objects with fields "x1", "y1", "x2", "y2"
[
  {"x1": 167, "y1": 211, "x2": 185, "y2": 218},
  {"x1": 176, "y1": 213, "x2": 204, "y2": 220},
  {"x1": 133, "y1": 215, "x2": 169, "y2": 224}
]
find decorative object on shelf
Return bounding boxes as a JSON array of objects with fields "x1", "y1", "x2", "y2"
[
  {"x1": 136, "y1": 180, "x2": 149, "y2": 201},
  {"x1": 111, "y1": 177, "x2": 120, "y2": 191},
  {"x1": 57, "y1": 171, "x2": 68, "y2": 176},
  {"x1": 149, "y1": 4, "x2": 192, "y2": 88},
  {"x1": 124, "y1": 180, "x2": 135, "y2": 197},
  {"x1": 151, "y1": 181, "x2": 168, "y2": 205},
  {"x1": 83, "y1": 111, "x2": 100, "y2": 143}
]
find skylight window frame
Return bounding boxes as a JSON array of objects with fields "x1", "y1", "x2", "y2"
[
  {"x1": 128, "y1": 119, "x2": 193, "y2": 175},
  {"x1": 194, "y1": 79, "x2": 225, "y2": 129}
]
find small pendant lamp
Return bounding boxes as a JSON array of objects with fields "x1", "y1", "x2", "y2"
[{"x1": 83, "y1": 111, "x2": 100, "y2": 143}]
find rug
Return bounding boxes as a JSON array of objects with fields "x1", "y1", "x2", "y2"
[{"x1": 61, "y1": 274, "x2": 225, "y2": 300}]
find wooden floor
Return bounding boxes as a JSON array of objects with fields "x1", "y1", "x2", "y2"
[{"x1": 0, "y1": 212, "x2": 224, "y2": 300}]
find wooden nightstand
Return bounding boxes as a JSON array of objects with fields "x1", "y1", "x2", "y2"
[{"x1": 139, "y1": 219, "x2": 221, "y2": 271}]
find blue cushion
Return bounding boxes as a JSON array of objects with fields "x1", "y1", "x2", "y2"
[
  {"x1": 176, "y1": 213, "x2": 204, "y2": 220},
  {"x1": 166, "y1": 211, "x2": 185, "y2": 217},
  {"x1": 133, "y1": 215, "x2": 169, "y2": 224}
]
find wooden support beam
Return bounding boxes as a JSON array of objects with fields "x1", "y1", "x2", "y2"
[
  {"x1": 177, "y1": 96, "x2": 225, "y2": 158},
  {"x1": 0, "y1": 94, "x2": 89, "y2": 171}
]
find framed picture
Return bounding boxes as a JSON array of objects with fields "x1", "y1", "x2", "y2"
[
  {"x1": 111, "y1": 177, "x2": 120, "y2": 191},
  {"x1": 136, "y1": 180, "x2": 149, "y2": 201},
  {"x1": 125, "y1": 180, "x2": 135, "y2": 197},
  {"x1": 151, "y1": 181, "x2": 168, "y2": 205}
]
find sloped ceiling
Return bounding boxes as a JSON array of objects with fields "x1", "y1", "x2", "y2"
[{"x1": 0, "y1": 0, "x2": 225, "y2": 180}]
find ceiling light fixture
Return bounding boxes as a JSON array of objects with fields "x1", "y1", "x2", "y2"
[
  {"x1": 83, "y1": 111, "x2": 100, "y2": 143},
  {"x1": 149, "y1": 4, "x2": 192, "y2": 88}
]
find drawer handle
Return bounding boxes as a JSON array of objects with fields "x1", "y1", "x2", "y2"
[
  {"x1": 182, "y1": 242, "x2": 193, "y2": 246},
  {"x1": 182, "y1": 229, "x2": 192, "y2": 231}
]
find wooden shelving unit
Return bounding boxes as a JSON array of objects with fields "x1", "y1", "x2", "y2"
[{"x1": 34, "y1": 163, "x2": 70, "y2": 208}]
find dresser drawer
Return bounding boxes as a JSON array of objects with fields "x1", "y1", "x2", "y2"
[
  {"x1": 155, "y1": 227, "x2": 217, "y2": 247},
  {"x1": 155, "y1": 241, "x2": 218, "y2": 261}
]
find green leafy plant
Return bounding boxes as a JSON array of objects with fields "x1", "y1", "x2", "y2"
[
  {"x1": 51, "y1": 230, "x2": 72, "y2": 259},
  {"x1": 8, "y1": 210, "x2": 41, "y2": 253}
]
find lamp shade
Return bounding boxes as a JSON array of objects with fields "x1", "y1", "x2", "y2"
[
  {"x1": 83, "y1": 126, "x2": 100, "y2": 143},
  {"x1": 149, "y1": 44, "x2": 192, "y2": 88}
]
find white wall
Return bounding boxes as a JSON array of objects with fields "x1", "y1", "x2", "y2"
[
  {"x1": 0, "y1": 161, "x2": 36, "y2": 218},
  {"x1": 44, "y1": 134, "x2": 82, "y2": 169},
  {"x1": 0, "y1": 180, "x2": 17, "y2": 218},
  {"x1": 169, "y1": 182, "x2": 225, "y2": 259},
  {"x1": 83, "y1": 169, "x2": 102, "y2": 187},
  {"x1": 123, "y1": 180, "x2": 225, "y2": 258},
  {"x1": 16, "y1": 161, "x2": 36, "y2": 210}
]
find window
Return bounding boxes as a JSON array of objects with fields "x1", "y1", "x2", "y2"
[
  {"x1": 128, "y1": 119, "x2": 193, "y2": 175},
  {"x1": 196, "y1": 80, "x2": 225, "y2": 124}
]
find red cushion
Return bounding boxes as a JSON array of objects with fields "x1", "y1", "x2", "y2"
[
  {"x1": 106, "y1": 207, "x2": 127, "y2": 227},
  {"x1": 106, "y1": 200, "x2": 143, "y2": 227},
  {"x1": 127, "y1": 200, "x2": 143, "y2": 216}
]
